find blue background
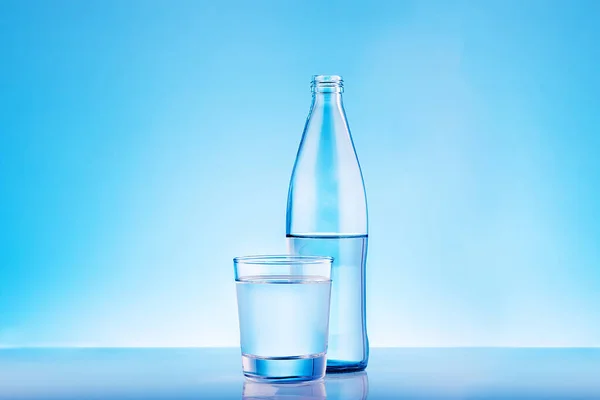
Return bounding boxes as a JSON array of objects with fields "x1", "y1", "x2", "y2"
[{"x1": 1, "y1": 0, "x2": 599, "y2": 348}]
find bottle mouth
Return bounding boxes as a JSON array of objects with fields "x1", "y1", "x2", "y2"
[{"x1": 311, "y1": 75, "x2": 343, "y2": 93}]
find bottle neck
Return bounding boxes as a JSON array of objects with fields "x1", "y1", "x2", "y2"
[
  {"x1": 306, "y1": 76, "x2": 347, "y2": 140},
  {"x1": 308, "y1": 92, "x2": 346, "y2": 132},
  {"x1": 312, "y1": 92, "x2": 343, "y2": 107}
]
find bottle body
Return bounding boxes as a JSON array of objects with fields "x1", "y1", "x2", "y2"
[{"x1": 286, "y1": 75, "x2": 368, "y2": 371}]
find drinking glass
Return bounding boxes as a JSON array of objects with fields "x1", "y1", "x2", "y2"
[{"x1": 234, "y1": 255, "x2": 333, "y2": 382}]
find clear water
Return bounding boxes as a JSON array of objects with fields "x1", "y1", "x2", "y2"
[
  {"x1": 236, "y1": 275, "x2": 331, "y2": 359},
  {"x1": 287, "y1": 235, "x2": 368, "y2": 370}
]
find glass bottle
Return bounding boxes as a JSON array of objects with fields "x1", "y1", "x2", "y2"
[{"x1": 286, "y1": 75, "x2": 368, "y2": 372}]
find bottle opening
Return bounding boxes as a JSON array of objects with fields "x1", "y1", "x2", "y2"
[{"x1": 312, "y1": 75, "x2": 343, "y2": 93}]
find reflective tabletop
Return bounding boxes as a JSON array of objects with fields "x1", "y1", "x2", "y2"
[{"x1": 1, "y1": 348, "x2": 599, "y2": 399}]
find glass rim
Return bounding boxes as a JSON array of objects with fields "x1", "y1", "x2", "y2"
[{"x1": 233, "y1": 255, "x2": 333, "y2": 265}]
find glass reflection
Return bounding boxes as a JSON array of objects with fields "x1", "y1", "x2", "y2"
[
  {"x1": 241, "y1": 371, "x2": 369, "y2": 399},
  {"x1": 242, "y1": 378, "x2": 326, "y2": 399},
  {"x1": 325, "y1": 371, "x2": 369, "y2": 400}
]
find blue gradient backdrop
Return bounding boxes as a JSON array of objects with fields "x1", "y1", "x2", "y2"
[{"x1": 1, "y1": 0, "x2": 599, "y2": 347}]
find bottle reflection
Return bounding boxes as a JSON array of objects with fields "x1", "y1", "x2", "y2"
[
  {"x1": 242, "y1": 379, "x2": 327, "y2": 400},
  {"x1": 325, "y1": 371, "x2": 369, "y2": 400}
]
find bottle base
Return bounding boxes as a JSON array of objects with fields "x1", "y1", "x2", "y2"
[
  {"x1": 242, "y1": 352, "x2": 326, "y2": 382},
  {"x1": 326, "y1": 359, "x2": 368, "y2": 373}
]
